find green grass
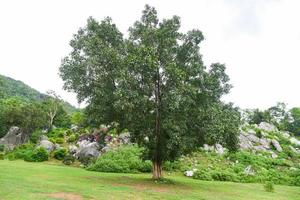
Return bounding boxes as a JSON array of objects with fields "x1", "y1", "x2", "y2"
[{"x1": 0, "y1": 160, "x2": 299, "y2": 200}]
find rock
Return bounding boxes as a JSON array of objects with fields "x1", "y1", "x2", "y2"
[
  {"x1": 259, "y1": 122, "x2": 277, "y2": 132},
  {"x1": 289, "y1": 146, "x2": 300, "y2": 154},
  {"x1": 239, "y1": 134, "x2": 253, "y2": 150},
  {"x1": 215, "y1": 144, "x2": 225, "y2": 155},
  {"x1": 77, "y1": 140, "x2": 91, "y2": 148},
  {"x1": 40, "y1": 135, "x2": 48, "y2": 141},
  {"x1": 259, "y1": 138, "x2": 270, "y2": 149},
  {"x1": 290, "y1": 137, "x2": 300, "y2": 146},
  {"x1": 101, "y1": 146, "x2": 110, "y2": 153},
  {"x1": 271, "y1": 139, "x2": 282, "y2": 152},
  {"x1": 203, "y1": 144, "x2": 215, "y2": 151},
  {"x1": 75, "y1": 146, "x2": 100, "y2": 160},
  {"x1": 244, "y1": 165, "x2": 255, "y2": 175},
  {"x1": 246, "y1": 134, "x2": 260, "y2": 143},
  {"x1": 271, "y1": 152, "x2": 278, "y2": 158},
  {"x1": 247, "y1": 129, "x2": 256, "y2": 135},
  {"x1": 38, "y1": 140, "x2": 55, "y2": 152},
  {"x1": 117, "y1": 132, "x2": 131, "y2": 145},
  {"x1": 71, "y1": 124, "x2": 79, "y2": 132},
  {"x1": 253, "y1": 146, "x2": 267, "y2": 152},
  {"x1": 0, "y1": 126, "x2": 28, "y2": 150},
  {"x1": 54, "y1": 144, "x2": 61, "y2": 150},
  {"x1": 184, "y1": 169, "x2": 197, "y2": 177},
  {"x1": 69, "y1": 145, "x2": 78, "y2": 154},
  {"x1": 281, "y1": 131, "x2": 290, "y2": 139}
]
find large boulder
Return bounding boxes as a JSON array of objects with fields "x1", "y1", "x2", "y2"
[
  {"x1": 76, "y1": 142, "x2": 100, "y2": 160},
  {"x1": 215, "y1": 144, "x2": 225, "y2": 155},
  {"x1": 239, "y1": 134, "x2": 253, "y2": 150},
  {"x1": 271, "y1": 139, "x2": 282, "y2": 152},
  {"x1": 0, "y1": 126, "x2": 28, "y2": 150},
  {"x1": 259, "y1": 122, "x2": 277, "y2": 132},
  {"x1": 76, "y1": 147, "x2": 100, "y2": 160},
  {"x1": 37, "y1": 139, "x2": 55, "y2": 152}
]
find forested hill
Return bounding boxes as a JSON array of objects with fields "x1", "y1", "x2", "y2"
[{"x1": 0, "y1": 74, "x2": 77, "y2": 113}]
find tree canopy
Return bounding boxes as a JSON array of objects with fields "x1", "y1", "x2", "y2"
[{"x1": 60, "y1": 5, "x2": 240, "y2": 179}]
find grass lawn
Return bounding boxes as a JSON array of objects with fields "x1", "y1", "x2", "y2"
[{"x1": 0, "y1": 160, "x2": 299, "y2": 200}]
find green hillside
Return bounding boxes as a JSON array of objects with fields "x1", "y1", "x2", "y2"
[{"x1": 0, "y1": 74, "x2": 77, "y2": 113}]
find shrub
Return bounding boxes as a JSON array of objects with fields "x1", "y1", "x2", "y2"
[
  {"x1": 163, "y1": 160, "x2": 182, "y2": 171},
  {"x1": 67, "y1": 134, "x2": 76, "y2": 143},
  {"x1": 0, "y1": 144, "x2": 5, "y2": 152},
  {"x1": 53, "y1": 148, "x2": 67, "y2": 160},
  {"x1": 55, "y1": 138, "x2": 64, "y2": 144},
  {"x1": 63, "y1": 154, "x2": 76, "y2": 165},
  {"x1": 47, "y1": 128, "x2": 67, "y2": 140},
  {"x1": 264, "y1": 181, "x2": 274, "y2": 192},
  {"x1": 79, "y1": 156, "x2": 96, "y2": 166},
  {"x1": 0, "y1": 153, "x2": 4, "y2": 160},
  {"x1": 24, "y1": 147, "x2": 49, "y2": 162},
  {"x1": 87, "y1": 145, "x2": 151, "y2": 173},
  {"x1": 30, "y1": 130, "x2": 44, "y2": 144},
  {"x1": 193, "y1": 169, "x2": 213, "y2": 181}
]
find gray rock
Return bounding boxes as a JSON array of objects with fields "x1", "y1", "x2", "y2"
[
  {"x1": 0, "y1": 126, "x2": 28, "y2": 150},
  {"x1": 281, "y1": 131, "x2": 290, "y2": 139},
  {"x1": 77, "y1": 140, "x2": 91, "y2": 148},
  {"x1": 76, "y1": 146, "x2": 100, "y2": 160},
  {"x1": 184, "y1": 169, "x2": 197, "y2": 177},
  {"x1": 290, "y1": 137, "x2": 300, "y2": 146},
  {"x1": 244, "y1": 165, "x2": 255, "y2": 175},
  {"x1": 40, "y1": 135, "x2": 48, "y2": 141},
  {"x1": 71, "y1": 124, "x2": 79, "y2": 132},
  {"x1": 54, "y1": 144, "x2": 61, "y2": 150},
  {"x1": 289, "y1": 146, "x2": 300, "y2": 154},
  {"x1": 271, "y1": 139, "x2": 282, "y2": 152},
  {"x1": 259, "y1": 122, "x2": 277, "y2": 132},
  {"x1": 215, "y1": 144, "x2": 225, "y2": 155},
  {"x1": 259, "y1": 138, "x2": 270, "y2": 149},
  {"x1": 239, "y1": 134, "x2": 253, "y2": 150},
  {"x1": 38, "y1": 140, "x2": 55, "y2": 152},
  {"x1": 271, "y1": 152, "x2": 278, "y2": 158},
  {"x1": 117, "y1": 132, "x2": 131, "y2": 145},
  {"x1": 69, "y1": 145, "x2": 78, "y2": 154},
  {"x1": 203, "y1": 144, "x2": 215, "y2": 151},
  {"x1": 246, "y1": 134, "x2": 260, "y2": 143}
]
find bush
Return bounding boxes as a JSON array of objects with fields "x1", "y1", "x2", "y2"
[
  {"x1": 55, "y1": 138, "x2": 64, "y2": 144},
  {"x1": 163, "y1": 160, "x2": 182, "y2": 171},
  {"x1": 24, "y1": 147, "x2": 49, "y2": 162},
  {"x1": 30, "y1": 130, "x2": 44, "y2": 144},
  {"x1": 264, "y1": 181, "x2": 274, "y2": 192},
  {"x1": 67, "y1": 134, "x2": 76, "y2": 143},
  {"x1": 53, "y1": 148, "x2": 67, "y2": 160},
  {"x1": 63, "y1": 154, "x2": 76, "y2": 165},
  {"x1": 87, "y1": 145, "x2": 151, "y2": 173},
  {"x1": 0, "y1": 144, "x2": 5, "y2": 152},
  {"x1": 0, "y1": 153, "x2": 4, "y2": 160}
]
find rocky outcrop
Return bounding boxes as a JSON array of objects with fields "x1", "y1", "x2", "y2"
[
  {"x1": 271, "y1": 139, "x2": 283, "y2": 152},
  {"x1": 76, "y1": 141, "x2": 100, "y2": 160},
  {"x1": 0, "y1": 126, "x2": 28, "y2": 150},
  {"x1": 203, "y1": 144, "x2": 226, "y2": 155},
  {"x1": 37, "y1": 139, "x2": 55, "y2": 152},
  {"x1": 259, "y1": 122, "x2": 277, "y2": 132}
]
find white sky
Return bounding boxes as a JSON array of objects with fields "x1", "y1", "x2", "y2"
[{"x1": 0, "y1": 0, "x2": 300, "y2": 109}]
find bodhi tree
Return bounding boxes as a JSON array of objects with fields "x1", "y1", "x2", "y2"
[{"x1": 60, "y1": 5, "x2": 240, "y2": 179}]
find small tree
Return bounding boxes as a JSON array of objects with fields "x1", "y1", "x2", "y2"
[{"x1": 43, "y1": 90, "x2": 63, "y2": 129}]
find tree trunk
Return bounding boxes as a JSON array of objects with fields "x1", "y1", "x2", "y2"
[
  {"x1": 153, "y1": 66, "x2": 163, "y2": 180},
  {"x1": 152, "y1": 160, "x2": 163, "y2": 179}
]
